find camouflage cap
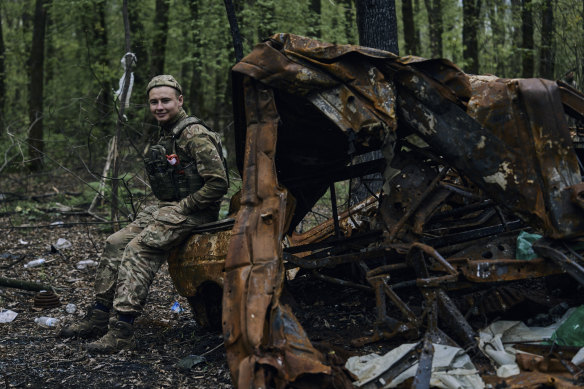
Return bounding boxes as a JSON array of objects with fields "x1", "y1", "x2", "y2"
[{"x1": 146, "y1": 75, "x2": 182, "y2": 95}]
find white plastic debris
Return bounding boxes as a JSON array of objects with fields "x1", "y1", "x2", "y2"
[
  {"x1": 18, "y1": 239, "x2": 28, "y2": 245},
  {"x1": 54, "y1": 238, "x2": 72, "y2": 249},
  {"x1": 35, "y1": 316, "x2": 60, "y2": 328},
  {"x1": 50, "y1": 221, "x2": 64, "y2": 226},
  {"x1": 478, "y1": 309, "x2": 575, "y2": 377},
  {"x1": 345, "y1": 343, "x2": 485, "y2": 388},
  {"x1": 76, "y1": 259, "x2": 98, "y2": 270},
  {"x1": 24, "y1": 258, "x2": 46, "y2": 268},
  {"x1": 0, "y1": 309, "x2": 18, "y2": 323},
  {"x1": 571, "y1": 347, "x2": 584, "y2": 366},
  {"x1": 65, "y1": 303, "x2": 77, "y2": 314}
]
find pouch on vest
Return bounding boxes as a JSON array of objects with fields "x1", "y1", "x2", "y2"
[{"x1": 144, "y1": 144, "x2": 181, "y2": 201}]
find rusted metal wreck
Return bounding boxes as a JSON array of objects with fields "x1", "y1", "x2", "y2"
[{"x1": 169, "y1": 34, "x2": 584, "y2": 388}]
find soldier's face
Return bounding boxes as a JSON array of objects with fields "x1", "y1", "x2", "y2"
[{"x1": 148, "y1": 86, "x2": 183, "y2": 123}]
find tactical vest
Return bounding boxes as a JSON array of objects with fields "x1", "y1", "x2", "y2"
[{"x1": 144, "y1": 116, "x2": 226, "y2": 202}]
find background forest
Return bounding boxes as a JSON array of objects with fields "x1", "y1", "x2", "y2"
[{"x1": 0, "y1": 0, "x2": 583, "y2": 222}]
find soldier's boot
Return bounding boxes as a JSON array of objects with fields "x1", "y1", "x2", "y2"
[
  {"x1": 86, "y1": 319, "x2": 136, "y2": 354},
  {"x1": 60, "y1": 308, "x2": 109, "y2": 339}
]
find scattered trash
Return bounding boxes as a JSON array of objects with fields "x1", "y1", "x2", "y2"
[
  {"x1": 176, "y1": 354, "x2": 206, "y2": 371},
  {"x1": 345, "y1": 342, "x2": 485, "y2": 388},
  {"x1": 54, "y1": 238, "x2": 72, "y2": 250},
  {"x1": 35, "y1": 316, "x2": 60, "y2": 328},
  {"x1": 18, "y1": 239, "x2": 28, "y2": 245},
  {"x1": 0, "y1": 309, "x2": 18, "y2": 323},
  {"x1": 76, "y1": 260, "x2": 98, "y2": 270},
  {"x1": 515, "y1": 231, "x2": 543, "y2": 260},
  {"x1": 65, "y1": 303, "x2": 77, "y2": 314},
  {"x1": 171, "y1": 301, "x2": 183, "y2": 314},
  {"x1": 551, "y1": 305, "x2": 584, "y2": 347},
  {"x1": 50, "y1": 221, "x2": 64, "y2": 226},
  {"x1": 24, "y1": 258, "x2": 46, "y2": 268}
]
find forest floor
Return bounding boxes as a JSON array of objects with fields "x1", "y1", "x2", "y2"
[{"x1": 0, "y1": 168, "x2": 385, "y2": 389}]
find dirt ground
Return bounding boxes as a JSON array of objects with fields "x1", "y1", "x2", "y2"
[
  {"x1": 0, "y1": 169, "x2": 384, "y2": 389},
  {"x1": 3, "y1": 169, "x2": 584, "y2": 388}
]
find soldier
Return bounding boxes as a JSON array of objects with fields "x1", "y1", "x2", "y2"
[{"x1": 61, "y1": 75, "x2": 229, "y2": 353}]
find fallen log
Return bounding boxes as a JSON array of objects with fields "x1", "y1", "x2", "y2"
[{"x1": 0, "y1": 276, "x2": 61, "y2": 293}]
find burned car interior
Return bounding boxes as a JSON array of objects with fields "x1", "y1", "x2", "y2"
[{"x1": 168, "y1": 34, "x2": 584, "y2": 388}]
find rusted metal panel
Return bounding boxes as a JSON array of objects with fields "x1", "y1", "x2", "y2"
[
  {"x1": 167, "y1": 230, "x2": 230, "y2": 296},
  {"x1": 223, "y1": 77, "x2": 346, "y2": 387}
]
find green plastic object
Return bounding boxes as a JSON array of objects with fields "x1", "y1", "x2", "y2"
[
  {"x1": 515, "y1": 231, "x2": 542, "y2": 260},
  {"x1": 551, "y1": 306, "x2": 584, "y2": 347}
]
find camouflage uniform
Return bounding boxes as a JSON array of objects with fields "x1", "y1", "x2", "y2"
[{"x1": 93, "y1": 107, "x2": 228, "y2": 316}]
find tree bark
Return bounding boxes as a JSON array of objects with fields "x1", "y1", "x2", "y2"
[
  {"x1": 352, "y1": 0, "x2": 398, "y2": 204},
  {"x1": 539, "y1": 0, "x2": 554, "y2": 79},
  {"x1": 189, "y1": 0, "x2": 203, "y2": 116},
  {"x1": 424, "y1": 0, "x2": 443, "y2": 58},
  {"x1": 402, "y1": 0, "x2": 419, "y2": 55},
  {"x1": 355, "y1": 0, "x2": 399, "y2": 54},
  {"x1": 27, "y1": 0, "x2": 50, "y2": 171},
  {"x1": 521, "y1": 0, "x2": 534, "y2": 78},
  {"x1": 463, "y1": 0, "x2": 481, "y2": 74},
  {"x1": 150, "y1": 0, "x2": 169, "y2": 75}
]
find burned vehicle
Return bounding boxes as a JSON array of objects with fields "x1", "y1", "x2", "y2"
[{"x1": 168, "y1": 34, "x2": 584, "y2": 388}]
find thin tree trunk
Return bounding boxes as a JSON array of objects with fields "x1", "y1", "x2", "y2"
[
  {"x1": 539, "y1": 0, "x2": 554, "y2": 79},
  {"x1": 189, "y1": 0, "x2": 202, "y2": 115},
  {"x1": 352, "y1": 0, "x2": 398, "y2": 204},
  {"x1": 424, "y1": 0, "x2": 443, "y2": 58},
  {"x1": 27, "y1": 0, "x2": 50, "y2": 171},
  {"x1": 402, "y1": 0, "x2": 419, "y2": 55},
  {"x1": 223, "y1": 0, "x2": 244, "y2": 62},
  {"x1": 463, "y1": 0, "x2": 480, "y2": 73},
  {"x1": 521, "y1": 0, "x2": 534, "y2": 78},
  {"x1": 150, "y1": 0, "x2": 169, "y2": 75},
  {"x1": 111, "y1": 0, "x2": 134, "y2": 229}
]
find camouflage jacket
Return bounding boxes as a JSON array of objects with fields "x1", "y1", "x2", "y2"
[{"x1": 145, "y1": 108, "x2": 228, "y2": 213}]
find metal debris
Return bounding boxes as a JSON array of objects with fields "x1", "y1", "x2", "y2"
[{"x1": 170, "y1": 33, "x2": 584, "y2": 388}]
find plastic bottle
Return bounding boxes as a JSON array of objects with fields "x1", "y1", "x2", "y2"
[
  {"x1": 76, "y1": 260, "x2": 98, "y2": 270},
  {"x1": 35, "y1": 316, "x2": 60, "y2": 328},
  {"x1": 24, "y1": 258, "x2": 46, "y2": 268}
]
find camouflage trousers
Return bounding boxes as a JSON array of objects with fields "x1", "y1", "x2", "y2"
[{"x1": 94, "y1": 204, "x2": 218, "y2": 316}]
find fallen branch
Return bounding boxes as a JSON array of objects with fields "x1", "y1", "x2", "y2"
[{"x1": 0, "y1": 276, "x2": 62, "y2": 293}]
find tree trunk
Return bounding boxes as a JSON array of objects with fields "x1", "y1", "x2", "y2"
[
  {"x1": 128, "y1": 0, "x2": 149, "y2": 92},
  {"x1": 189, "y1": 0, "x2": 202, "y2": 115},
  {"x1": 424, "y1": 0, "x2": 443, "y2": 58},
  {"x1": 521, "y1": 0, "x2": 534, "y2": 78},
  {"x1": 355, "y1": 0, "x2": 399, "y2": 54},
  {"x1": 539, "y1": 0, "x2": 554, "y2": 79},
  {"x1": 309, "y1": 0, "x2": 321, "y2": 38},
  {"x1": 0, "y1": 5, "x2": 5, "y2": 133},
  {"x1": 402, "y1": 0, "x2": 419, "y2": 55},
  {"x1": 352, "y1": 0, "x2": 398, "y2": 204},
  {"x1": 27, "y1": 0, "x2": 50, "y2": 171},
  {"x1": 462, "y1": 0, "x2": 480, "y2": 73},
  {"x1": 150, "y1": 0, "x2": 169, "y2": 75}
]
